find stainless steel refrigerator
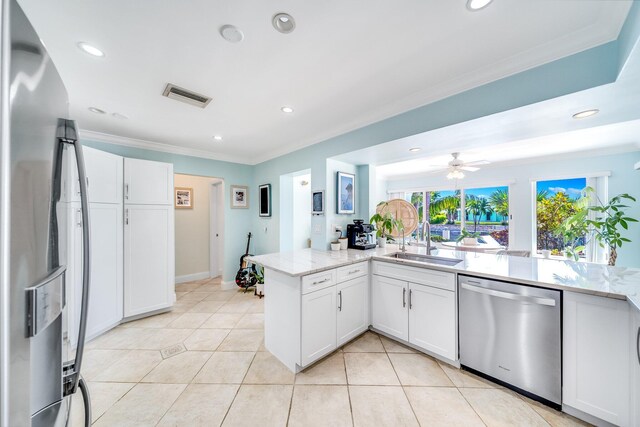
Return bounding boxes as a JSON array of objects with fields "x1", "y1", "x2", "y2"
[{"x1": 0, "y1": 0, "x2": 92, "y2": 425}]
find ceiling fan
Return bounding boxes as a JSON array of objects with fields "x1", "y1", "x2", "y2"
[{"x1": 428, "y1": 152, "x2": 490, "y2": 179}]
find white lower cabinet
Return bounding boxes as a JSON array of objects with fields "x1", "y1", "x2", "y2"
[
  {"x1": 563, "y1": 291, "x2": 630, "y2": 426},
  {"x1": 124, "y1": 204, "x2": 175, "y2": 317},
  {"x1": 371, "y1": 275, "x2": 408, "y2": 341},
  {"x1": 408, "y1": 282, "x2": 456, "y2": 360},
  {"x1": 301, "y1": 286, "x2": 337, "y2": 366},
  {"x1": 337, "y1": 275, "x2": 369, "y2": 346},
  {"x1": 631, "y1": 308, "x2": 640, "y2": 426}
]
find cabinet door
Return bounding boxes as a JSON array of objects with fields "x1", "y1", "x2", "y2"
[
  {"x1": 337, "y1": 275, "x2": 369, "y2": 346},
  {"x1": 563, "y1": 292, "x2": 629, "y2": 426},
  {"x1": 124, "y1": 158, "x2": 173, "y2": 205},
  {"x1": 408, "y1": 283, "x2": 456, "y2": 360},
  {"x1": 632, "y1": 309, "x2": 640, "y2": 427},
  {"x1": 84, "y1": 147, "x2": 123, "y2": 204},
  {"x1": 86, "y1": 203, "x2": 123, "y2": 336},
  {"x1": 124, "y1": 204, "x2": 175, "y2": 317},
  {"x1": 301, "y1": 286, "x2": 337, "y2": 367},
  {"x1": 371, "y1": 275, "x2": 408, "y2": 341}
]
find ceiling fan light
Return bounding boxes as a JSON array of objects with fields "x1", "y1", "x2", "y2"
[{"x1": 447, "y1": 170, "x2": 465, "y2": 180}]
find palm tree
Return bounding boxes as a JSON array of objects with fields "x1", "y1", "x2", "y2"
[
  {"x1": 430, "y1": 194, "x2": 460, "y2": 224},
  {"x1": 489, "y1": 189, "x2": 509, "y2": 223},
  {"x1": 466, "y1": 196, "x2": 493, "y2": 232},
  {"x1": 537, "y1": 190, "x2": 550, "y2": 202}
]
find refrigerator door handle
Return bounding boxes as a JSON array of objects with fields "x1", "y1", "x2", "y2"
[{"x1": 57, "y1": 119, "x2": 91, "y2": 397}]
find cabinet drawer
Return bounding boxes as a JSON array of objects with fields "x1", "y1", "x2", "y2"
[
  {"x1": 336, "y1": 262, "x2": 368, "y2": 283},
  {"x1": 372, "y1": 261, "x2": 454, "y2": 291},
  {"x1": 302, "y1": 269, "x2": 336, "y2": 295}
]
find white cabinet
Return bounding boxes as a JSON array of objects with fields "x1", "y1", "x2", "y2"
[
  {"x1": 631, "y1": 308, "x2": 640, "y2": 427},
  {"x1": 408, "y1": 283, "x2": 456, "y2": 360},
  {"x1": 301, "y1": 286, "x2": 337, "y2": 366},
  {"x1": 371, "y1": 275, "x2": 408, "y2": 341},
  {"x1": 84, "y1": 146, "x2": 123, "y2": 204},
  {"x1": 337, "y1": 275, "x2": 369, "y2": 346},
  {"x1": 563, "y1": 291, "x2": 630, "y2": 426},
  {"x1": 124, "y1": 204, "x2": 175, "y2": 317},
  {"x1": 124, "y1": 158, "x2": 173, "y2": 205}
]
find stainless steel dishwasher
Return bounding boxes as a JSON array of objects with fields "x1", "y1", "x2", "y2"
[{"x1": 459, "y1": 275, "x2": 561, "y2": 407}]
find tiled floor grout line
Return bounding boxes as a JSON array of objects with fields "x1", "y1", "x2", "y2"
[
  {"x1": 457, "y1": 387, "x2": 490, "y2": 427},
  {"x1": 343, "y1": 351, "x2": 356, "y2": 427},
  {"x1": 384, "y1": 343, "x2": 422, "y2": 426},
  {"x1": 219, "y1": 350, "x2": 258, "y2": 426}
]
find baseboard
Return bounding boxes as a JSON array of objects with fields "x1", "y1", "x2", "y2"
[
  {"x1": 175, "y1": 271, "x2": 210, "y2": 284},
  {"x1": 221, "y1": 280, "x2": 236, "y2": 290}
]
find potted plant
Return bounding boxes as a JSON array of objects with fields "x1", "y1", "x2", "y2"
[
  {"x1": 370, "y1": 202, "x2": 404, "y2": 248},
  {"x1": 555, "y1": 203, "x2": 589, "y2": 261},
  {"x1": 253, "y1": 266, "x2": 264, "y2": 298},
  {"x1": 457, "y1": 228, "x2": 480, "y2": 246}
]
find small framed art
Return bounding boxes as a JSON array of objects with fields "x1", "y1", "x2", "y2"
[
  {"x1": 336, "y1": 171, "x2": 355, "y2": 214},
  {"x1": 259, "y1": 184, "x2": 271, "y2": 217},
  {"x1": 175, "y1": 187, "x2": 193, "y2": 209},
  {"x1": 311, "y1": 190, "x2": 325, "y2": 215},
  {"x1": 230, "y1": 185, "x2": 249, "y2": 209}
]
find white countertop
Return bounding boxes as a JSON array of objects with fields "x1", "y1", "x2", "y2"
[{"x1": 248, "y1": 244, "x2": 640, "y2": 313}]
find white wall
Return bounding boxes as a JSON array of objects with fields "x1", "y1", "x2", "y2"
[
  {"x1": 174, "y1": 174, "x2": 222, "y2": 281},
  {"x1": 293, "y1": 174, "x2": 311, "y2": 249},
  {"x1": 383, "y1": 151, "x2": 640, "y2": 268}
]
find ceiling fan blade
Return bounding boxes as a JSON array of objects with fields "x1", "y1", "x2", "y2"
[
  {"x1": 460, "y1": 166, "x2": 480, "y2": 172},
  {"x1": 463, "y1": 160, "x2": 490, "y2": 166}
]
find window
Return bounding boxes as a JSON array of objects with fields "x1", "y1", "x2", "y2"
[
  {"x1": 535, "y1": 177, "x2": 587, "y2": 257},
  {"x1": 465, "y1": 186, "x2": 510, "y2": 247}
]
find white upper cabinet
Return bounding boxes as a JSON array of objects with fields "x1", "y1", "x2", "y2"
[
  {"x1": 84, "y1": 146, "x2": 123, "y2": 204},
  {"x1": 124, "y1": 158, "x2": 173, "y2": 205},
  {"x1": 337, "y1": 275, "x2": 369, "y2": 347},
  {"x1": 371, "y1": 275, "x2": 408, "y2": 341}
]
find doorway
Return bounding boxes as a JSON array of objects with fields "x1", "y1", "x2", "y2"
[
  {"x1": 173, "y1": 174, "x2": 224, "y2": 283},
  {"x1": 279, "y1": 169, "x2": 311, "y2": 252}
]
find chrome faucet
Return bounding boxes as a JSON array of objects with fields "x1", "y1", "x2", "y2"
[
  {"x1": 421, "y1": 221, "x2": 432, "y2": 254},
  {"x1": 401, "y1": 228, "x2": 407, "y2": 252}
]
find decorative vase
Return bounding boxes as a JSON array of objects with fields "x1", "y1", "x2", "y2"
[
  {"x1": 462, "y1": 237, "x2": 478, "y2": 246},
  {"x1": 541, "y1": 249, "x2": 551, "y2": 259},
  {"x1": 377, "y1": 237, "x2": 386, "y2": 248},
  {"x1": 339, "y1": 237, "x2": 348, "y2": 250},
  {"x1": 330, "y1": 242, "x2": 340, "y2": 251}
]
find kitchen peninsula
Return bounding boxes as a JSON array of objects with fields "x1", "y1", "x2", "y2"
[{"x1": 249, "y1": 245, "x2": 640, "y2": 426}]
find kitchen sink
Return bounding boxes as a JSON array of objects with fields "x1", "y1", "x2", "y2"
[{"x1": 385, "y1": 252, "x2": 463, "y2": 266}]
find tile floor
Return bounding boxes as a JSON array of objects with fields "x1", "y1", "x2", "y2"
[{"x1": 73, "y1": 277, "x2": 589, "y2": 426}]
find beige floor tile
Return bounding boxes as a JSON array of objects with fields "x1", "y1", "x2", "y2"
[
  {"x1": 93, "y1": 350, "x2": 162, "y2": 382},
  {"x1": 438, "y1": 362, "x2": 497, "y2": 388},
  {"x1": 217, "y1": 300, "x2": 253, "y2": 314},
  {"x1": 139, "y1": 328, "x2": 194, "y2": 350},
  {"x1": 80, "y1": 349, "x2": 129, "y2": 380},
  {"x1": 167, "y1": 312, "x2": 212, "y2": 329},
  {"x1": 288, "y1": 385, "x2": 352, "y2": 427},
  {"x1": 405, "y1": 386, "x2": 485, "y2": 426},
  {"x1": 141, "y1": 351, "x2": 212, "y2": 383},
  {"x1": 460, "y1": 388, "x2": 549, "y2": 426},
  {"x1": 87, "y1": 327, "x2": 152, "y2": 350},
  {"x1": 349, "y1": 385, "x2": 418, "y2": 427},
  {"x1": 236, "y1": 313, "x2": 264, "y2": 329},
  {"x1": 243, "y1": 351, "x2": 295, "y2": 384},
  {"x1": 176, "y1": 292, "x2": 210, "y2": 302},
  {"x1": 176, "y1": 291, "x2": 188, "y2": 300},
  {"x1": 193, "y1": 351, "x2": 255, "y2": 383},
  {"x1": 525, "y1": 397, "x2": 589, "y2": 427},
  {"x1": 157, "y1": 384, "x2": 239, "y2": 427},
  {"x1": 296, "y1": 352, "x2": 347, "y2": 385},
  {"x1": 205, "y1": 291, "x2": 235, "y2": 302},
  {"x1": 175, "y1": 282, "x2": 203, "y2": 292},
  {"x1": 222, "y1": 385, "x2": 292, "y2": 427},
  {"x1": 388, "y1": 353, "x2": 453, "y2": 386},
  {"x1": 380, "y1": 336, "x2": 417, "y2": 353},
  {"x1": 184, "y1": 328, "x2": 230, "y2": 351},
  {"x1": 246, "y1": 300, "x2": 265, "y2": 313},
  {"x1": 171, "y1": 300, "x2": 199, "y2": 313},
  {"x1": 343, "y1": 331, "x2": 385, "y2": 352},
  {"x1": 70, "y1": 381, "x2": 134, "y2": 425},
  {"x1": 196, "y1": 284, "x2": 222, "y2": 293},
  {"x1": 120, "y1": 312, "x2": 181, "y2": 329},
  {"x1": 93, "y1": 383, "x2": 186, "y2": 427},
  {"x1": 217, "y1": 329, "x2": 263, "y2": 351},
  {"x1": 200, "y1": 313, "x2": 243, "y2": 329},
  {"x1": 188, "y1": 300, "x2": 225, "y2": 313},
  {"x1": 344, "y1": 353, "x2": 399, "y2": 385}
]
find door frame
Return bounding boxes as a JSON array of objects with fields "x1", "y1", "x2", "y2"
[{"x1": 210, "y1": 181, "x2": 224, "y2": 278}]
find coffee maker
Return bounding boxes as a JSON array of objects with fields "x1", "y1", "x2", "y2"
[{"x1": 347, "y1": 219, "x2": 377, "y2": 250}]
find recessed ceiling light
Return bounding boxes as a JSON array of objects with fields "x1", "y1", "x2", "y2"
[
  {"x1": 112, "y1": 112, "x2": 128, "y2": 119},
  {"x1": 466, "y1": 0, "x2": 493, "y2": 11},
  {"x1": 272, "y1": 13, "x2": 296, "y2": 34},
  {"x1": 220, "y1": 25, "x2": 244, "y2": 43},
  {"x1": 572, "y1": 109, "x2": 599, "y2": 119},
  {"x1": 213, "y1": 135, "x2": 223, "y2": 141},
  {"x1": 409, "y1": 148, "x2": 421, "y2": 152},
  {"x1": 88, "y1": 107, "x2": 106, "y2": 114},
  {"x1": 77, "y1": 42, "x2": 105, "y2": 57},
  {"x1": 281, "y1": 106, "x2": 294, "y2": 113}
]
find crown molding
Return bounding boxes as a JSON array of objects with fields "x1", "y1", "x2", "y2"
[{"x1": 78, "y1": 129, "x2": 251, "y2": 165}]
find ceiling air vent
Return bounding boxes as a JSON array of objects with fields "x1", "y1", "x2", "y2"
[{"x1": 162, "y1": 84, "x2": 212, "y2": 108}]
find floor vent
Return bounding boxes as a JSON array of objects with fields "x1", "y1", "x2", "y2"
[
  {"x1": 160, "y1": 343, "x2": 186, "y2": 359},
  {"x1": 162, "y1": 83, "x2": 212, "y2": 108}
]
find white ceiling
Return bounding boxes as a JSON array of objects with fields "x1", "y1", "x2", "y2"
[{"x1": 19, "y1": 0, "x2": 631, "y2": 164}]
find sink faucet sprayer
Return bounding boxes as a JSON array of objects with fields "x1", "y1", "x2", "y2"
[{"x1": 422, "y1": 221, "x2": 432, "y2": 254}]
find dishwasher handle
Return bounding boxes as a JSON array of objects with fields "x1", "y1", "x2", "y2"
[{"x1": 460, "y1": 282, "x2": 556, "y2": 307}]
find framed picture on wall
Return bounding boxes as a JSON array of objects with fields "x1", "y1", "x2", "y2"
[
  {"x1": 259, "y1": 184, "x2": 271, "y2": 217},
  {"x1": 336, "y1": 171, "x2": 355, "y2": 214},
  {"x1": 311, "y1": 190, "x2": 324, "y2": 215},
  {"x1": 175, "y1": 187, "x2": 193, "y2": 209},
  {"x1": 230, "y1": 185, "x2": 249, "y2": 209}
]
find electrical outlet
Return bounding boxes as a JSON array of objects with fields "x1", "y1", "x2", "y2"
[
  {"x1": 313, "y1": 224, "x2": 322, "y2": 234},
  {"x1": 334, "y1": 224, "x2": 342, "y2": 233}
]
